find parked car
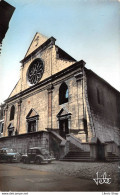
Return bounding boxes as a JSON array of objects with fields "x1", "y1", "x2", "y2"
[
  {"x1": 22, "y1": 147, "x2": 55, "y2": 164},
  {"x1": 0, "y1": 148, "x2": 21, "y2": 163}
]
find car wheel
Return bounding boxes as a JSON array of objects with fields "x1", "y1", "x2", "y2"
[
  {"x1": 7, "y1": 158, "x2": 12, "y2": 163},
  {"x1": 25, "y1": 158, "x2": 29, "y2": 164},
  {"x1": 23, "y1": 158, "x2": 26, "y2": 164},
  {"x1": 35, "y1": 158, "x2": 41, "y2": 165}
]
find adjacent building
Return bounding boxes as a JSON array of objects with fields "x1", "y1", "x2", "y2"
[{"x1": 0, "y1": 0, "x2": 15, "y2": 53}]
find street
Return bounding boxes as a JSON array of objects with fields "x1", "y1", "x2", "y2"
[{"x1": 0, "y1": 162, "x2": 119, "y2": 191}]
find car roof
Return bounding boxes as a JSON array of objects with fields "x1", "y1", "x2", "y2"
[
  {"x1": 29, "y1": 147, "x2": 42, "y2": 150},
  {"x1": 0, "y1": 148, "x2": 9, "y2": 150}
]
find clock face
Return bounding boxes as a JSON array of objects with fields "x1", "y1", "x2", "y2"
[{"x1": 28, "y1": 58, "x2": 44, "y2": 85}]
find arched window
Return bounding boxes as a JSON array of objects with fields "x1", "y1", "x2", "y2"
[
  {"x1": 10, "y1": 105, "x2": 15, "y2": 121},
  {"x1": 59, "y1": 82, "x2": 69, "y2": 105}
]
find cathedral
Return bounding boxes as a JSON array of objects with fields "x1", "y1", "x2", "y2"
[{"x1": 0, "y1": 32, "x2": 120, "y2": 161}]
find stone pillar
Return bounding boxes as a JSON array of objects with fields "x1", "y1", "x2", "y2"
[
  {"x1": 90, "y1": 143, "x2": 97, "y2": 161},
  {"x1": 3, "y1": 104, "x2": 8, "y2": 137},
  {"x1": 47, "y1": 84, "x2": 54, "y2": 129},
  {"x1": 17, "y1": 99, "x2": 22, "y2": 134},
  {"x1": 74, "y1": 71, "x2": 84, "y2": 130}
]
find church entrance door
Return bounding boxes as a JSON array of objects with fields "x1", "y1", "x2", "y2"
[
  {"x1": 59, "y1": 119, "x2": 69, "y2": 139},
  {"x1": 97, "y1": 139, "x2": 105, "y2": 161}
]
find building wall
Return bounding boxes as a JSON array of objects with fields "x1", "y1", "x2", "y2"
[
  {"x1": 9, "y1": 36, "x2": 75, "y2": 98},
  {"x1": 86, "y1": 70, "x2": 120, "y2": 145},
  {"x1": 4, "y1": 65, "x2": 93, "y2": 143}
]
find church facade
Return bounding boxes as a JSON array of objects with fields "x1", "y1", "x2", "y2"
[{"x1": 0, "y1": 33, "x2": 120, "y2": 161}]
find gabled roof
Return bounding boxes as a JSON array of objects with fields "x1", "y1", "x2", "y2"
[
  {"x1": 56, "y1": 45, "x2": 76, "y2": 62},
  {"x1": 85, "y1": 68, "x2": 120, "y2": 94},
  {"x1": 20, "y1": 32, "x2": 76, "y2": 64}
]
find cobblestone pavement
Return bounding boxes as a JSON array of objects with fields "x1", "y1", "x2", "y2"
[{"x1": 9, "y1": 161, "x2": 119, "y2": 185}]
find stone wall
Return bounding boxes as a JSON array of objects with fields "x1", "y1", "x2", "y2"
[
  {"x1": 86, "y1": 69, "x2": 120, "y2": 145},
  {"x1": 0, "y1": 131, "x2": 49, "y2": 154}
]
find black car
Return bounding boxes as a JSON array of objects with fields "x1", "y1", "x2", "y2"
[
  {"x1": 0, "y1": 148, "x2": 21, "y2": 163},
  {"x1": 22, "y1": 147, "x2": 55, "y2": 164}
]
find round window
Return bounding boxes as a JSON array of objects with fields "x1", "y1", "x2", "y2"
[{"x1": 27, "y1": 58, "x2": 44, "y2": 85}]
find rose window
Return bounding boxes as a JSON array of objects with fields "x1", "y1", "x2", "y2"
[{"x1": 28, "y1": 58, "x2": 44, "y2": 85}]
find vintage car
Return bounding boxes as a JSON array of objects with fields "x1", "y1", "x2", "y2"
[
  {"x1": 0, "y1": 148, "x2": 21, "y2": 163},
  {"x1": 22, "y1": 147, "x2": 55, "y2": 164}
]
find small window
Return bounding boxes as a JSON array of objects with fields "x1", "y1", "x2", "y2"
[
  {"x1": 1, "y1": 123, "x2": 3, "y2": 133},
  {"x1": 97, "y1": 88, "x2": 104, "y2": 105},
  {"x1": 36, "y1": 149, "x2": 41, "y2": 155},
  {"x1": 10, "y1": 105, "x2": 15, "y2": 121},
  {"x1": 0, "y1": 123, "x2": 3, "y2": 133},
  {"x1": 28, "y1": 121, "x2": 36, "y2": 133},
  {"x1": 59, "y1": 82, "x2": 69, "y2": 105},
  {"x1": 32, "y1": 149, "x2": 36, "y2": 154},
  {"x1": 28, "y1": 149, "x2": 31, "y2": 154}
]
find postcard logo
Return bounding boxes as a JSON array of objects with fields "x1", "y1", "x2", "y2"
[{"x1": 93, "y1": 172, "x2": 111, "y2": 185}]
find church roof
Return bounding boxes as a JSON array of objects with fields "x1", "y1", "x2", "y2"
[
  {"x1": 85, "y1": 68, "x2": 120, "y2": 94},
  {"x1": 55, "y1": 45, "x2": 76, "y2": 62}
]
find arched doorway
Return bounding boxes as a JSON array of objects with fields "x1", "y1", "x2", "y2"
[{"x1": 97, "y1": 139, "x2": 105, "y2": 161}]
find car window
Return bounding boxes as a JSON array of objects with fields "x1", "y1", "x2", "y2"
[
  {"x1": 6, "y1": 149, "x2": 13, "y2": 153},
  {"x1": 0, "y1": 149, "x2": 8, "y2": 154},
  {"x1": 36, "y1": 149, "x2": 42, "y2": 155},
  {"x1": 32, "y1": 149, "x2": 36, "y2": 154},
  {"x1": 13, "y1": 149, "x2": 17, "y2": 152},
  {"x1": 0, "y1": 150, "x2": 4, "y2": 154},
  {"x1": 42, "y1": 149, "x2": 49, "y2": 155},
  {"x1": 28, "y1": 149, "x2": 31, "y2": 154}
]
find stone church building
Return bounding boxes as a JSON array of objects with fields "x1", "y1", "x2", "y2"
[{"x1": 0, "y1": 32, "x2": 120, "y2": 161}]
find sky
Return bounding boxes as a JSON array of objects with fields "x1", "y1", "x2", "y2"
[{"x1": 0, "y1": 0, "x2": 120, "y2": 103}]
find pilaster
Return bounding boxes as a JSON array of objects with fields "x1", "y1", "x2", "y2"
[
  {"x1": 16, "y1": 99, "x2": 22, "y2": 134},
  {"x1": 74, "y1": 71, "x2": 84, "y2": 130},
  {"x1": 47, "y1": 84, "x2": 54, "y2": 129},
  {"x1": 3, "y1": 104, "x2": 8, "y2": 137}
]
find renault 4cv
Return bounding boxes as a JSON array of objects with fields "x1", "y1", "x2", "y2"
[{"x1": 22, "y1": 147, "x2": 55, "y2": 164}]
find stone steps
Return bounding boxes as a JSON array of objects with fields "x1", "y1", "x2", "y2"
[
  {"x1": 60, "y1": 158, "x2": 93, "y2": 162},
  {"x1": 106, "y1": 152, "x2": 120, "y2": 162},
  {"x1": 60, "y1": 142, "x2": 93, "y2": 162}
]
